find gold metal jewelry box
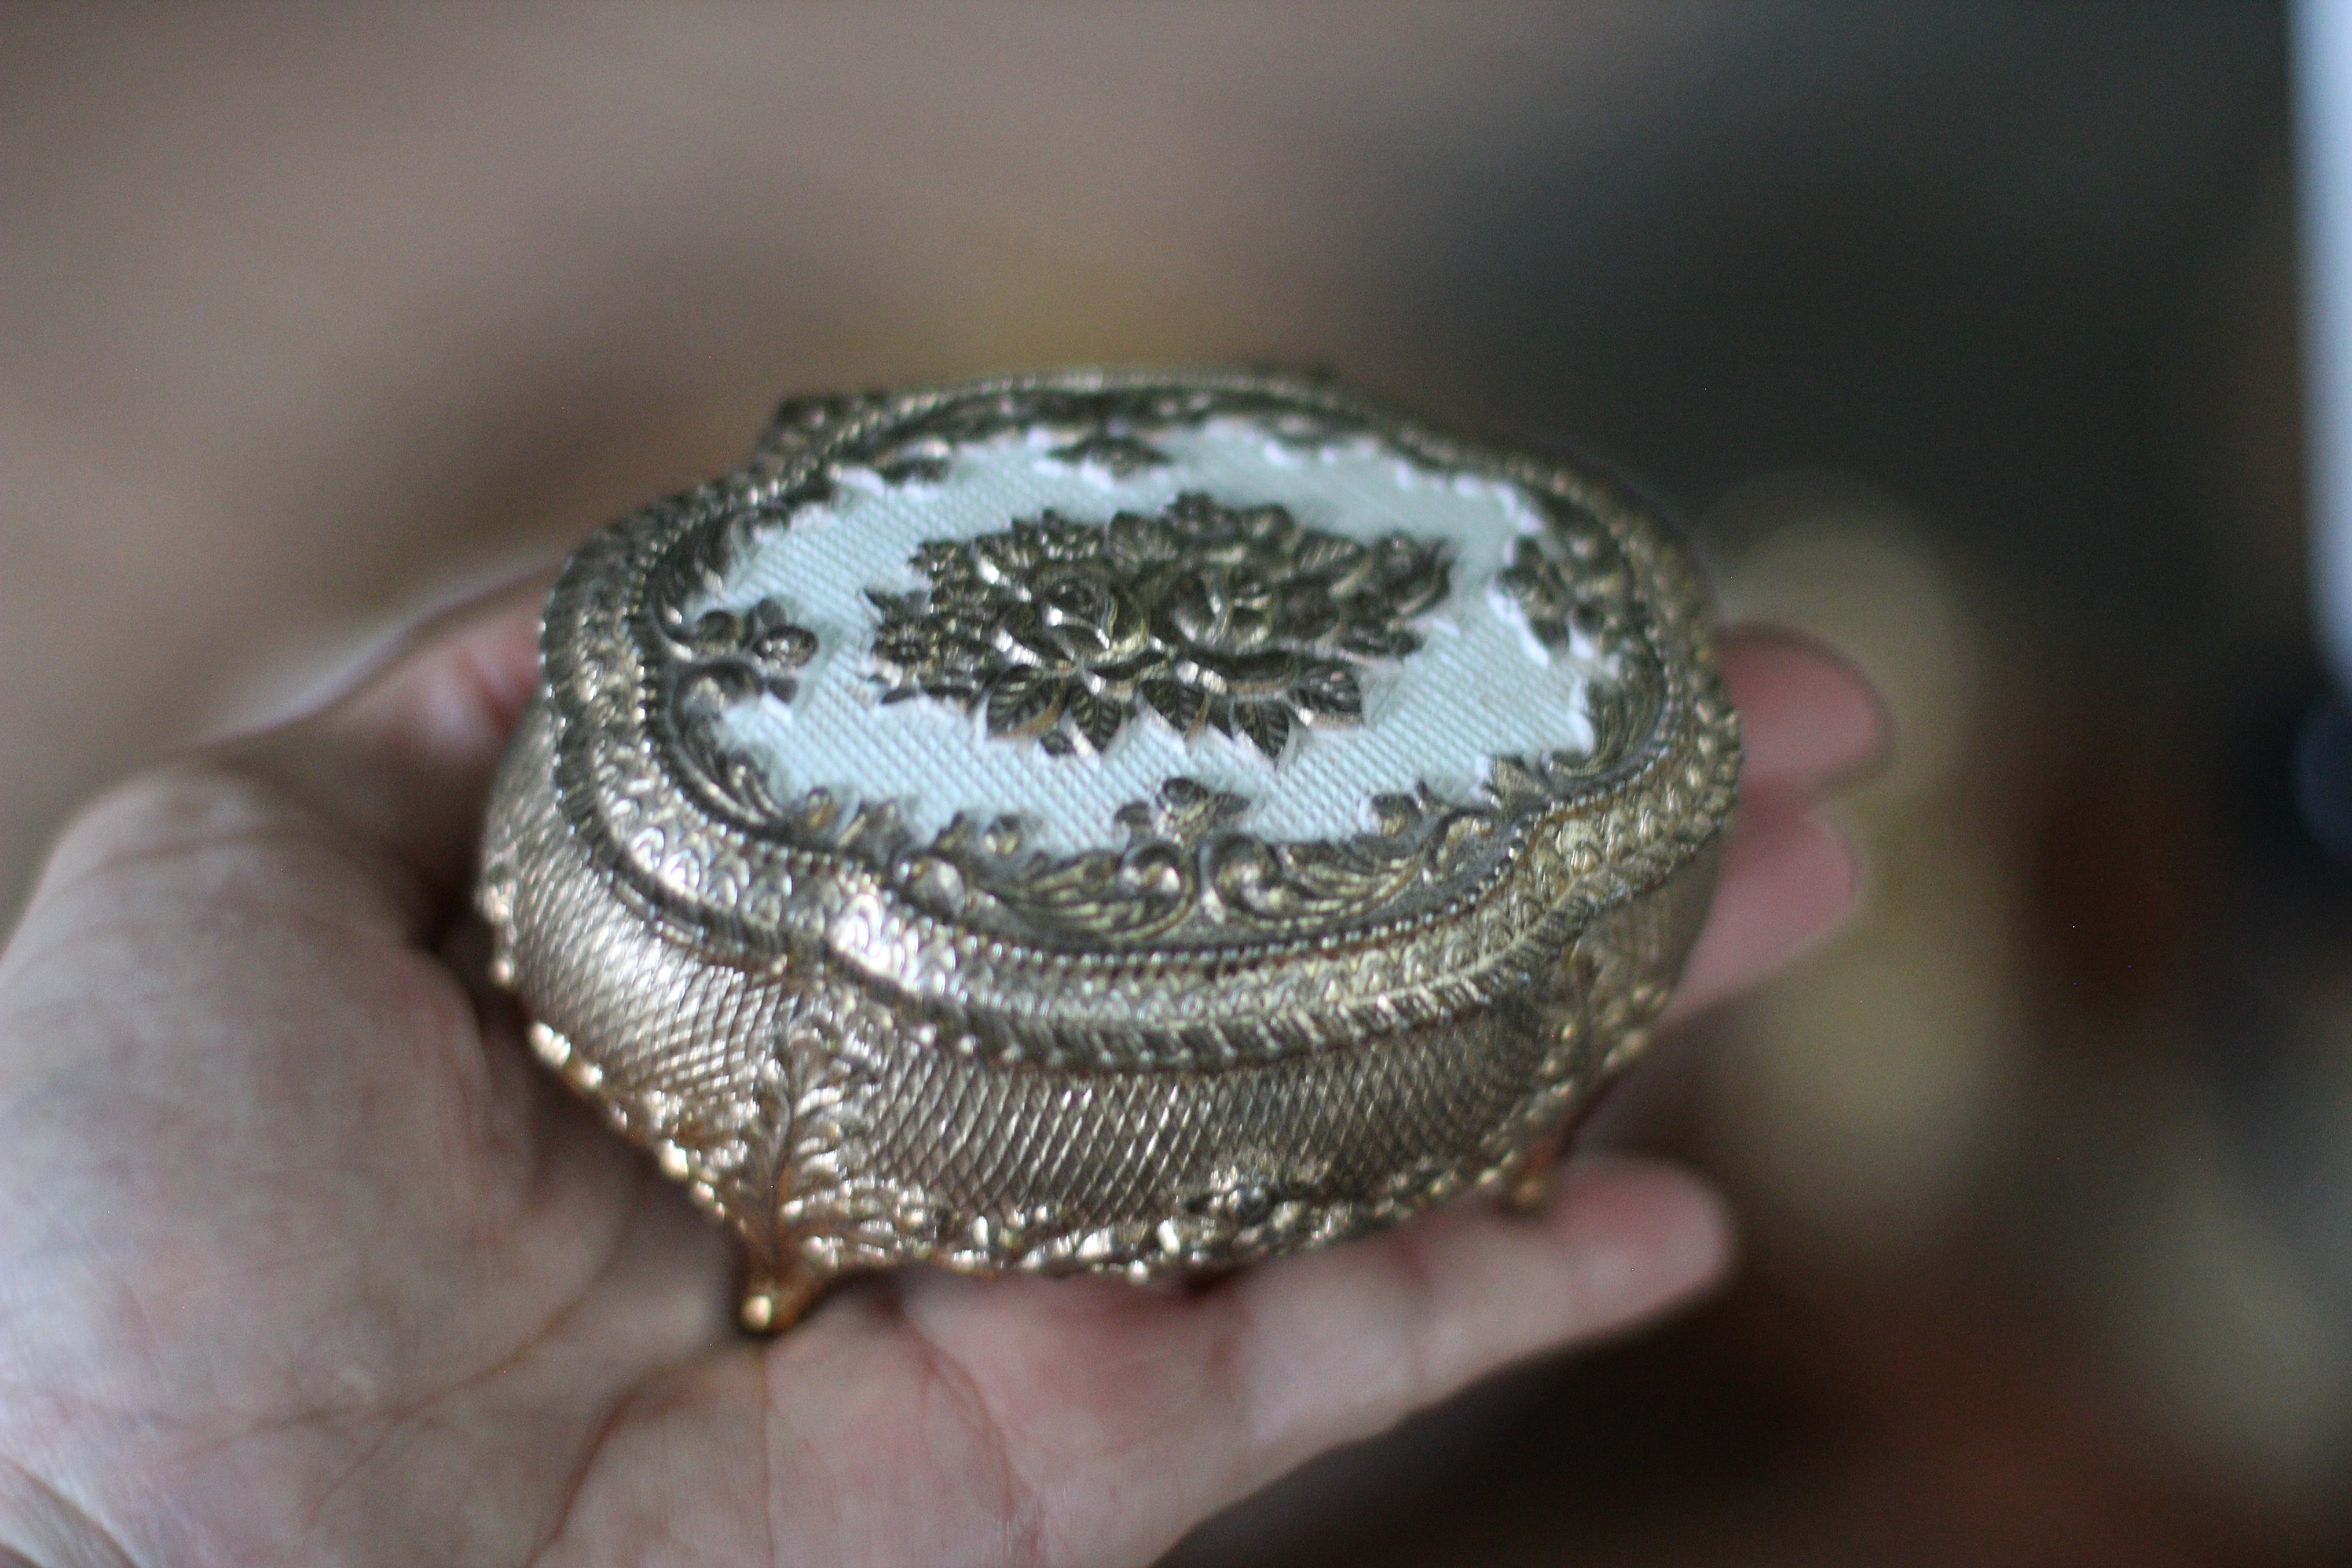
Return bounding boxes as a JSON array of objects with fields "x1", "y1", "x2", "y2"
[{"x1": 477, "y1": 368, "x2": 1738, "y2": 1330}]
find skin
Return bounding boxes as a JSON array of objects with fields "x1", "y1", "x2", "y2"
[{"x1": 0, "y1": 583, "x2": 1883, "y2": 1568}]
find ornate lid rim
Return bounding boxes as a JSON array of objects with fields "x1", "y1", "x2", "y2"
[{"x1": 536, "y1": 368, "x2": 1737, "y2": 1063}]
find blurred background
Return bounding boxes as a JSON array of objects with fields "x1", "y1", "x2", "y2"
[{"x1": 5, "y1": 5, "x2": 2346, "y2": 1563}]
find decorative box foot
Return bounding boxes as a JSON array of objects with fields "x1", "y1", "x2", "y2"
[
  {"x1": 740, "y1": 1262, "x2": 829, "y2": 1335},
  {"x1": 1499, "y1": 1127, "x2": 1573, "y2": 1215}
]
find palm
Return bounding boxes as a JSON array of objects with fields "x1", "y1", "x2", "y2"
[{"x1": 0, "y1": 585, "x2": 1880, "y2": 1567}]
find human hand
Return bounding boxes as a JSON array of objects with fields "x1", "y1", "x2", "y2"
[{"x1": 0, "y1": 583, "x2": 1882, "y2": 1567}]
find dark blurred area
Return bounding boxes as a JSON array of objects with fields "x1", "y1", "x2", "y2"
[{"x1": 5, "y1": 5, "x2": 2345, "y2": 1563}]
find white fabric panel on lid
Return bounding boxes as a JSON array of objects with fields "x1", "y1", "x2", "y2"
[{"x1": 702, "y1": 418, "x2": 1608, "y2": 853}]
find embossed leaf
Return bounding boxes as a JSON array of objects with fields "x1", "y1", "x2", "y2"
[
  {"x1": 1141, "y1": 677, "x2": 1203, "y2": 735},
  {"x1": 1489, "y1": 755, "x2": 1547, "y2": 804},
  {"x1": 870, "y1": 454, "x2": 951, "y2": 485},
  {"x1": 986, "y1": 668, "x2": 1066, "y2": 737},
  {"x1": 1048, "y1": 431, "x2": 1169, "y2": 476},
  {"x1": 1368, "y1": 792, "x2": 1422, "y2": 836},
  {"x1": 1149, "y1": 777, "x2": 1250, "y2": 842},
  {"x1": 676, "y1": 664, "x2": 761, "y2": 716},
  {"x1": 1233, "y1": 701, "x2": 1292, "y2": 760},
  {"x1": 751, "y1": 624, "x2": 818, "y2": 669},
  {"x1": 1067, "y1": 690, "x2": 1126, "y2": 756},
  {"x1": 686, "y1": 608, "x2": 745, "y2": 654},
  {"x1": 1289, "y1": 531, "x2": 1361, "y2": 575}
]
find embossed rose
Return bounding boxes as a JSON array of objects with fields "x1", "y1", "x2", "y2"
[{"x1": 867, "y1": 492, "x2": 1450, "y2": 760}]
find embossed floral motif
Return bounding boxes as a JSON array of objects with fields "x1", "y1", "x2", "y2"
[
  {"x1": 665, "y1": 598, "x2": 820, "y2": 721},
  {"x1": 1112, "y1": 776, "x2": 1250, "y2": 844},
  {"x1": 760, "y1": 383, "x2": 1383, "y2": 492},
  {"x1": 1494, "y1": 518, "x2": 1642, "y2": 654},
  {"x1": 1044, "y1": 429, "x2": 1170, "y2": 475},
  {"x1": 636, "y1": 382, "x2": 1683, "y2": 956},
  {"x1": 866, "y1": 492, "x2": 1450, "y2": 760}
]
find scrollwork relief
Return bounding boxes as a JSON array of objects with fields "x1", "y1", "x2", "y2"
[{"x1": 637, "y1": 380, "x2": 1678, "y2": 951}]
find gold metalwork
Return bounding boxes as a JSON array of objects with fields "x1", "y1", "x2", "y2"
[
  {"x1": 476, "y1": 367, "x2": 1738, "y2": 1332},
  {"x1": 868, "y1": 492, "x2": 1450, "y2": 760}
]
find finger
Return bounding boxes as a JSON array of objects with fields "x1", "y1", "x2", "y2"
[
  {"x1": 536, "y1": 1161, "x2": 1725, "y2": 1568},
  {"x1": 1716, "y1": 625, "x2": 1889, "y2": 797},
  {"x1": 872, "y1": 1156, "x2": 1730, "y2": 1568},
  {"x1": 229, "y1": 573, "x2": 551, "y2": 929},
  {"x1": 1659, "y1": 799, "x2": 1860, "y2": 1029},
  {"x1": 1182, "y1": 1156, "x2": 1728, "y2": 1494}
]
